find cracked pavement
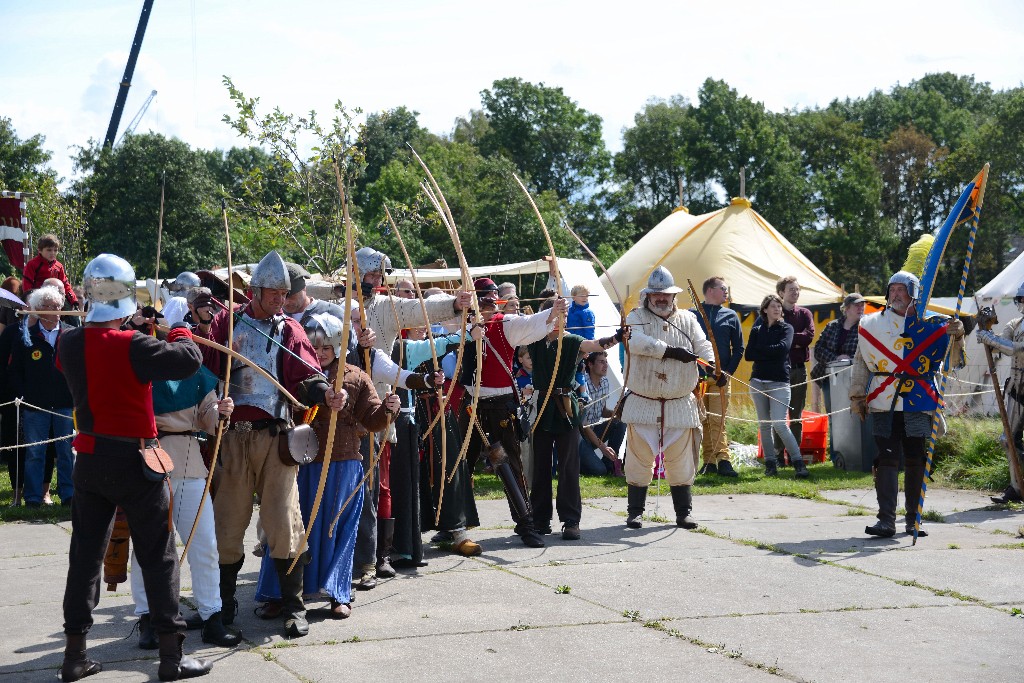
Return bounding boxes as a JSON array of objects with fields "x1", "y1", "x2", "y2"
[{"x1": 2, "y1": 488, "x2": 1022, "y2": 681}]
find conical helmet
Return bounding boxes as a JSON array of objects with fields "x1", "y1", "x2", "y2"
[{"x1": 250, "y1": 250, "x2": 290, "y2": 291}]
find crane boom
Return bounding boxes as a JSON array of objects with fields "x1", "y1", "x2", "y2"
[{"x1": 103, "y1": 0, "x2": 156, "y2": 148}]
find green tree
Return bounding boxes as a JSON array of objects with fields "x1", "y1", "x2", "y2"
[
  {"x1": 73, "y1": 132, "x2": 221, "y2": 278},
  {"x1": 691, "y1": 79, "x2": 814, "y2": 243},
  {"x1": 478, "y1": 77, "x2": 610, "y2": 199},
  {"x1": 221, "y1": 76, "x2": 363, "y2": 273},
  {"x1": 353, "y1": 106, "x2": 438, "y2": 204},
  {"x1": 613, "y1": 96, "x2": 718, "y2": 226},
  {"x1": 362, "y1": 140, "x2": 576, "y2": 269},
  {"x1": 0, "y1": 117, "x2": 54, "y2": 189}
]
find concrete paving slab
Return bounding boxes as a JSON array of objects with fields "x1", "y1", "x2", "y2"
[
  {"x1": 821, "y1": 487, "x2": 995, "y2": 513},
  {"x1": 834, "y1": 548, "x2": 1024, "y2": 605},
  {"x1": 235, "y1": 563, "x2": 617, "y2": 648},
  {"x1": 668, "y1": 605, "x2": 1022, "y2": 683},
  {"x1": 0, "y1": 648, "x2": 298, "y2": 683},
  {"x1": 4, "y1": 486, "x2": 1020, "y2": 682},
  {"x1": 698, "y1": 515, "x2": 1014, "y2": 556},
  {"x1": 512, "y1": 555, "x2": 959, "y2": 621},
  {"x1": 273, "y1": 621, "x2": 782, "y2": 682},
  {"x1": 0, "y1": 521, "x2": 68, "y2": 557}
]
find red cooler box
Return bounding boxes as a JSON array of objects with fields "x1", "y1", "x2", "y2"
[{"x1": 756, "y1": 410, "x2": 828, "y2": 463}]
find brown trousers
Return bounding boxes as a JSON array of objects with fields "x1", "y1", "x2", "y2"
[{"x1": 213, "y1": 429, "x2": 304, "y2": 564}]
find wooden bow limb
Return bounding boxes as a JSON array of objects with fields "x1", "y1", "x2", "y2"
[
  {"x1": 17, "y1": 309, "x2": 87, "y2": 316},
  {"x1": 513, "y1": 173, "x2": 562, "y2": 437},
  {"x1": 407, "y1": 146, "x2": 479, "y2": 485},
  {"x1": 687, "y1": 279, "x2": 727, "y2": 456},
  {"x1": 384, "y1": 205, "x2": 448, "y2": 527},
  {"x1": 411, "y1": 155, "x2": 469, "y2": 439},
  {"x1": 289, "y1": 157, "x2": 356, "y2": 568},
  {"x1": 154, "y1": 171, "x2": 165, "y2": 289},
  {"x1": 154, "y1": 325, "x2": 305, "y2": 409},
  {"x1": 561, "y1": 221, "x2": 631, "y2": 442},
  {"x1": 180, "y1": 199, "x2": 234, "y2": 562}
]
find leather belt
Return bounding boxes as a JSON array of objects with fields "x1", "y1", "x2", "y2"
[{"x1": 228, "y1": 418, "x2": 280, "y2": 433}]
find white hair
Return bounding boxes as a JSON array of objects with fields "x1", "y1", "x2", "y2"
[{"x1": 28, "y1": 285, "x2": 65, "y2": 311}]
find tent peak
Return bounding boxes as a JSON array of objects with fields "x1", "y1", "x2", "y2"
[
  {"x1": 671, "y1": 205, "x2": 690, "y2": 214},
  {"x1": 730, "y1": 197, "x2": 752, "y2": 209}
]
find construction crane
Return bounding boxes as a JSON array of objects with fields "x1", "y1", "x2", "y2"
[
  {"x1": 103, "y1": 0, "x2": 156, "y2": 148},
  {"x1": 116, "y1": 90, "x2": 158, "y2": 146}
]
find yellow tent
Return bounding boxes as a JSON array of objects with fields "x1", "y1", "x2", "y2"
[
  {"x1": 602, "y1": 198, "x2": 845, "y2": 407},
  {"x1": 601, "y1": 198, "x2": 843, "y2": 310}
]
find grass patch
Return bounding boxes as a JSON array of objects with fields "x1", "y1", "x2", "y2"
[
  {"x1": 931, "y1": 415, "x2": 1009, "y2": 491},
  {"x1": 555, "y1": 584, "x2": 571, "y2": 594},
  {"x1": 844, "y1": 507, "x2": 870, "y2": 516}
]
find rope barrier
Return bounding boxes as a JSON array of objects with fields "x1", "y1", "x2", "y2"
[{"x1": 0, "y1": 398, "x2": 75, "y2": 452}]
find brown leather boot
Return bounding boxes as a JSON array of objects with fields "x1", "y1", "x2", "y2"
[{"x1": 60, "y1": 633, "x2": 102, "y2": 682}]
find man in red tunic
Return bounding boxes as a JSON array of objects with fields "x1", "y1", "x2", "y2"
[{"x1": 57, "y1": 254, "x2": 211, "y2": 681}]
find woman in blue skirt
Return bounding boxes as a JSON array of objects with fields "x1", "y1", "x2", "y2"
[{"x1": 255, "y1": 313, "x2": 398, "y2": 618}]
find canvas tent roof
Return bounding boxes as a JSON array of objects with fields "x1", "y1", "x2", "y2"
[{"x1": 601, "y1": 199, "x2": 844, "y2": 310}]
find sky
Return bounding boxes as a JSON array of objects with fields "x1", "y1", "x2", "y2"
[{"x1": 5, "y1": 0, "x2": 1024, "y2": 184}]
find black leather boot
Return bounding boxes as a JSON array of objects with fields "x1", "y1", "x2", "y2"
[
  {"x1": 218, "y1": 558, "x2": 244, "y2": 626},
  {"x1": 670, "y1": 485, "x2": 698, "y2": 529},
  {"x1": 138, "y1": 613, "x2": 158, "y2": 650},
  {"x1": 156, "y1": 632, "x2": 211, "y2": 681},
  {"x1": 201, "y1": 612, "x2": 241, "y2": 647},
  {"x1": 626, "y1": 485, "x2": 647, "y2": 528},
  {"x1": 866, "y1": 466, "x2": 898, "y2": 537},
  {"x1": 60, "y1": 633, "x2": 102, "y2": 682},
  {"x1": 376, "y1": 517, "x2": 396, "y2": 578},
  {"x1": 274, "y1": 556, "x2": 309, "y2": 638},
  {"x1": 903, "y1": 464, "x2": 928, "y2": 536}
]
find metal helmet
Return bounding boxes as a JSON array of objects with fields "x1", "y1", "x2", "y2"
[
  {"x1": 303, "y1": 312, "x2": 345, "y2": 357},
  {"x1": 82, "y1": 254, "x2": 137, "y2": 323},
  {"x1": 354, "y1": 246, "x2": 393, "y2": 276},
  {"x1": 640, "y1": 266, "x2": 683, "y2": 296},
  {"x1": 886, "y1": 271, "x2": 920, "y2": 302},
  {"x1": 1014, "y1": 282, "x2": 1024, "y2": 314},
  {"x1": 167, "y1": 271, "x2": 201, "y2": 293},
  {"x1": 250, "y1": 250, "x2": 290, "y2": 291}
]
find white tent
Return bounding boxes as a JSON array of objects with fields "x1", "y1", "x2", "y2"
[{"x1": 932, "y1": 250, "x2": 1024, "y2": 415}]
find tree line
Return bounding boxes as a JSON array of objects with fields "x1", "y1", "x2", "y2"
[{"x1": 1, "y1": 72, "x2": 1022, "y2": 296}]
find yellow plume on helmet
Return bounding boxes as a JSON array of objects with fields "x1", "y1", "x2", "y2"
[{"x1": 902, "y1": 234, "x2": 934, "y2": 278}]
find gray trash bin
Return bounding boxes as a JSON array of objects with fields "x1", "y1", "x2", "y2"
[{"x1": 828, "y1": 359, "x2": 876, "y2": 472}]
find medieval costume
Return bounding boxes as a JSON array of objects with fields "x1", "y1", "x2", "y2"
[
  {"x1": 255, "y1": 313, "x2": 396, "y2": 619},
  {"x1": 455, "y1": 278, "x2": 559, "y2": 549},
  {"x1": 851, "y1": 271, "x2": 963, "y2": 537},
  {"x1": 691, "y1": 278, "x2": 744, "y2": 477},
  {"x1": 57, "y1": 253, "x2": 211, "y2": 681},
  {"x1": 130, "y1": 366, "x2": 241, "y2": 649},
  {"x1": 975, "y1": 282, "x2": 1024, "y2": 504},
  {"x1": 197, "y1": 250, "x2": 344, "y2": 638},
  {"x1": 622, "y1": 267, "x2": 713, "y2": 530}
]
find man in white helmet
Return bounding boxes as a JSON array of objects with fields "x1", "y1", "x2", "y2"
[
  {"x1": 851, "y1": 270, "x2": 964, "y2": 538},
  {"x1": 621, "y1": 266, "x2": 713, "y2": 531},
  {"x1": 195, "y1": 250, "x2": 347, "y2": 639},
  {"x1": 56, "y1": 254, "x2": 212, "y2": 681},
  {"x1": 976, "y1": 282, "x2": 1024, "y2": 504}
]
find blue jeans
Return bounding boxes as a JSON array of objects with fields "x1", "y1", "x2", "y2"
[
  {"x1": 751, "y1": 379, "x2": 803, "y2": 464},
  {"x1": 578, "y1": 419, "x2": 626, "y2": 475},
  {"x1": 22, "y1": 407, "x2": 74, "y2": 504}
]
